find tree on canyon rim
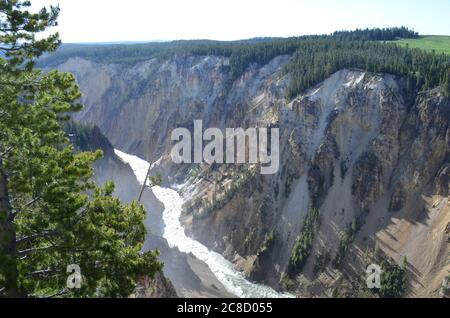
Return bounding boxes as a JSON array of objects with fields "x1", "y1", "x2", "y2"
[{"x1": 0, "y1": 0, "x2": 162, "y2": 297}]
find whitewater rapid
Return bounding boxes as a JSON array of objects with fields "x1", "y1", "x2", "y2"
[{"x1": 114, "y1": 149, "x2": 294, "y2": 298}]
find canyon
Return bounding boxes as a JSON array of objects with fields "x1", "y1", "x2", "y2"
[{"x1": 51, "y1": 52, "x2": 449, "y2": 297}]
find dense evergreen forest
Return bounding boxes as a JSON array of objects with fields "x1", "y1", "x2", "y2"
[
  {"x1": 331, "y1": 26, "x2": 419, "y2": 41},
  {"x1": 39, "y1": 26, "x2": 450, "y2": 98},
  {"x1": 284, "y1": 40, "x2": 450, "y2": 99}
]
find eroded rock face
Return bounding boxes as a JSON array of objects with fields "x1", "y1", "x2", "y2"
[
  {"x1": 180, "y1": 70, "x2": 449, "y2": 296},
  {"x1": 435, "y1": 165, "x2": 450, "y2": 197},
  {"x1": 352, "y1": 151, "x2": 384, "y2": 212},
  {"x1": 57, "y1": 54, "x2": 449, "y2": 297},
  {"x1": 389, "y1": 182, "x2": 406, "y2": 212},
  {"x1": 133, "y1": 272, "x2": 178, "y2": 298}
]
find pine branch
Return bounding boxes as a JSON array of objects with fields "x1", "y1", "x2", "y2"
[
  {"x1": 0, "y1": 146, "x2": 14, "y2": 158},
  {"x1": 27, "y1": 268, "x2": 60, "y2": 277},
  {"x1": 71, "y1": 207, "x2": 88, "y2": 225},
  {"x1": 43, "y1": 289, "x2": 68, "y2": 298},
  {"x1": 28, "y1": 289, "x2": 69, "y2": 298},
  {"x1": 0, "y1": 78, "x2": 46, "y2": 88},
  {"x1": 0, "y1": 46, "x2": 21, "y2": 52},
  {"x1": 17, "y1": 245, "x2": 56, "y2": 256},
  {"x1": 0, "y1": 110, "x2": 8, "y2": 120},
  {"x1": 16, "y1": 230, "x2": 56, "y2": 245},
  {"x1": 9, "y1": 196, "x2": 42, "y2": 221},
  {"x1": 24, "y1": 196, "x2": 42, "y2": 208},
  {"x1": 138, "y1": 165, "x2": 152, "y2": 202}
]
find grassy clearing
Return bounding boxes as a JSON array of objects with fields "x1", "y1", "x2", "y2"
[{"x1": 388, "y1": 36, "x2": 450, "y2": 55}]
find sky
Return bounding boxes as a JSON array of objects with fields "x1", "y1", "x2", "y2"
[{"x1": 30, "y1": 0, "x2": 450, "y2": 43}]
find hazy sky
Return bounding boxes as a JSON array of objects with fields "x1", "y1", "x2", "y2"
[{"x1": 30, "y1": 0, "x2": 450, "y2": 43}]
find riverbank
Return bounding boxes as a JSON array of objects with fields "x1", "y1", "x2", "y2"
[
  {"x1": 115, "y1": 149, "x2": 293, "y2": 298},
  {"x1": 115, "y1": 149, "x2": 234, "y2": 298}
]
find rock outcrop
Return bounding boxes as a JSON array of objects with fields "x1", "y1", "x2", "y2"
[{"x1": 133, "y1": 271, "x2": 178, "y2": 298}]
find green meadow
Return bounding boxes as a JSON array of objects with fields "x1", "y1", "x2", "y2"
[{"x1": 389, "y1": 35, "x2": 450, "y2": 55}]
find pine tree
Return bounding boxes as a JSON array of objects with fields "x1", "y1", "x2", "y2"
[
  {"x1": 402, "y1": 256, "x2": 408, "y2": 269},
  {"x1": 0, "y1": 0, "x2": 162, "y2": 297},
  {"x1": 444, "y1": 67, "x2": 450, "y2": 97}
]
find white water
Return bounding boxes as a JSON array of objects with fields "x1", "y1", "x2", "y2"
[{"x1": 114, "y1": 149, "x2": 294, "y2": 298}]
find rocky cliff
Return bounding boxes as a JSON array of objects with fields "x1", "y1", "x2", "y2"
[{"x1": 55, "y1": 54, "x2": 449, "y2": 297}]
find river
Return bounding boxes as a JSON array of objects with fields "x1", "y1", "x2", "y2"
[{"x1": 114, "y1": 149, "x2": 294, "y2": 298}]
